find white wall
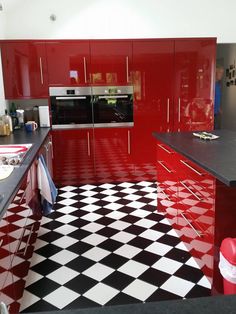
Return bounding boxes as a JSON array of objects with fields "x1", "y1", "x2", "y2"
[
  {"x1": 1, "y1": 0, "x2": 235, "y2": 42},
  {"x1": 0, "y1": 7, "x2": 6, "y2": 114}
]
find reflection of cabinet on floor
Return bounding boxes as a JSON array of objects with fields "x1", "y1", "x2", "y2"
[{"x1": 52, "y1": 127, "x2": 135, "y2": 186}]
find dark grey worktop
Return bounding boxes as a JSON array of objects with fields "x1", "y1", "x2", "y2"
[
  {"x1": 0, "y1": 128, "x2": 50, "y2": 218},
  {"x1": 28, "y1": 295, "x2": 236, "y2": 314},
  {"x1": 153, "y1": 129, "x2": 236, "y2": 187}
]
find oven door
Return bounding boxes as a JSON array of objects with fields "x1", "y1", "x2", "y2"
[
  {"x1": 51, "y1": 95, "x2": 93, "y2": 129},
  {"x1": 92, "y1": 94, "x2": 133, "y2": 127}
]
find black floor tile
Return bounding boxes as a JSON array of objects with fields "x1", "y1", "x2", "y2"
[
  {"x1": 165, "y1": 248, "x2": 191, "y2": 263},
  {"x1": 41, "y1": 220, "x2": 64, "y2": 230},
  {"x1": 65, "y1": 274, "x2": 98, "y2": 294},
  {"x1": 31, "y1": 259, "x2": 61, "y2": 276},
  {"x1": 97, "y1": 227, "x2": 119, "y2": 237},
  {"x1": 63, "y1": 296, "x2": 101, "y2": 310},
  {"x1": 124, "y1": 225, "x2": 146, "y2": 235},
  {"x1": 38, "y1": 231, "x2": 63, "y2": 243},
  {"x1": 174, "y1": 264, "x2": 205, "y2": 283},
  {"x1": 67, "y1": 241, "x2": 93, "y2": 255},
  {"x1": 26, "y1": 277, "x2": 60, "y2": 298},
  {"x1": 100, "y1": 253, "x2": 128, "y2": 269},
  {"x1": 140, "y1": 268, "x2": 170, "y2": 286},
  {"x1": 151, "y1": 222, "x2": 172, "y2": 233},
  {"x1": 21, "y1": 300, "x2": 59, "y2": 312},
  {"x1": 107, "y1": 292, "x2": 141, "y2": 306},
  {"x1": 128, "y1": 236, "x2": 153, "y2": 249},
  {"x1": 158, "y1": 234, "x2": 181, "y2": 247},
  {"x1": 34, "y1": 244, "x2": 62, "y2": 258},
  {"x1": 133, "y1": 250, "x2": 161, "y2": 266},
  {"x1": 98, "y1": 239, "x2": 124, "y2": 252},
  {"x1": 146, "y1": 288, "x2": 182, "y2": 302},
  {"x1": 69, "y1": 229, "x2": 91, "y2": 240},
  {"x1": 185, "y1": 285, "x2": 211, "y2": 298},
  {"x1": 103, "y1": 271, "x2": 134, "y2": 290},
  {"x1": 65, "y1": 256, "x2": 95, "y2": 273}
]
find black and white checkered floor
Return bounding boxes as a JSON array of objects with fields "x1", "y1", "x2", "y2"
[{"x1": 20, "y1": 181, "x2": 211, "y2": 312}]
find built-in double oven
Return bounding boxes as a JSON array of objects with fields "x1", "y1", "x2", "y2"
[{"x1": 50, "y1": 86, "x2": 134, "y2": 129}]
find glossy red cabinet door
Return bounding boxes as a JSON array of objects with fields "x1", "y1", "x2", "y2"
[
  {"x1": 94, "y1": 128, "x2": 134, "y2": 183},
  {"x1": 52, "y1": 129, "x2": 95, "y2": 186},
  {"x1": 174, "y1": 38, "x2": 216, "y2": 131},
  {"x1": 90, "y1": 40, "x2": 132, "y2": 85},
  {"x1": 132, "y1": 40, "x2": 175, "y2": 180},
  {"x1": 1, "y1": 42, "x2": 48, "y2": 99},
  {"x1": 46, "y1": 41, "x2": 90, "y2": 86}
]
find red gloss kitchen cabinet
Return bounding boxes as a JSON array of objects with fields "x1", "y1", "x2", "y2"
[
  {"x1": 52, "y1": 129, "x2": 95, "y2": 186},
  {"x1": 132, "y1": 40, "x2": 175, "y2": 181},
  {"x1": 0, "y1": 42, "x2": 48, "y2": 99},
  {"x1": 46, "y1": 41, "x2": 90, "y2": 86},
  {"x1": 93, "y1": 127, "x2": 134, "y2": 183},
  {"x1": 174, "y1": 38, "x2": 216, "y2": 131},
  {"x1": 90, "y1": 40, "x2": 132, "y2": 86}
]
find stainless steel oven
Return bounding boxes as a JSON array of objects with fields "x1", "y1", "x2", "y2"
[
  {"x1": 50, "y1": 87, "x2": 92, "y2": 129},
  {"x1": 92, "y1": 86, "x2": 133, "y2": 127}
]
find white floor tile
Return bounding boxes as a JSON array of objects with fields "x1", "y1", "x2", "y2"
[
  {"x1": 56, "y1": 214, "x2": 77, "y2": 224},
  {"x1": 126, "y1": 201, "x2": 146, "y2": 209},
  {"x1": 80, "y1": 190, "x2": 98, "y2": 197},
  {"x1": 49, "y1": 249, "x2": 78, "y2": 265},
  {"x1": 82, "y1": 247, "x2": 110, "y2": 262},
  {"x1": 186, "y1": 257, "x2": 201, "y2": 269},
  {"x1": 57, "y1": 199, "x2": 78, "y2": 206},
  {"x1": 197, "y1": 276, "x2": 211, "y2": 289},
  {"x1": 106, "y1": 211, "x2": 127, "y2": 220},
  {"x1": 118, "y1": 260, "x2": 148, "y2": 278},
  {"x1": 152, "y1": 257, "x2": 182, "y2": 274},
  {"x1": 111, "y1": 231, "x2": 136, "y2": 243},
  {"x1": 84, "y1": 283, "x2": 119, "y2": 305},
  {"x1": 123, "y1": 194, "x2": 142, "y2": 201},
  {"x1": 54, "y1": 224, "x2": 77, "y2": 235},
  {"x1": 114, "y1": 244, "x2": 141, "y2": 259},
  {"x1": 108, "y1": 220, "x2": 130, "y2": 231},
  {"x1": 82, "y1": 233, "x2": 107, "y2": 246},
  {"x1": 139, "y1": 229, "x2": 163, "y2": 241},
  {"x1": 20, "y1": 290, "x2": 40, "y2": 312},
  {"x1": 81, "y1": 222, "x2": 104, "y2": 233},
  {"x1": 175, "y1": 242, "x2": 189, "y2": 251},
  {"x1": 99, "y1": 183, "x2": 116, "y2": 189},
  {"x1": 104, "y1": 203, "x2": 124, "y2": 210},
  {"x1": 134, "y1": 218, "x2": 156, "y2": 228},
  {"x1": 46, "y1": 266, "x2": 79, "y2": 285},
  {"x1": 100, "y1": 189, "x2": 117, "y2": 196},
  {"x1": 123, "y1": 279, "x2": 157, "y2": 301},
  {"x1": 60, "y1": 186, "x2": 77, "y2": 192},
  {"x1": 129, "y1": 209, "x2": 150, "y2": 218},
  {"x1": 82, "y1": 213, "x2": 103, "y2": 222},
  {"x1": 120, "y1": 188, "x2": 137, "y2": 194},
  {"x1": 102, "y1": 195, "x2": 120, "y2": 203},
  {"x1": 83, "y1": 263, "x2": 114, "y2": 281},
  {"x1": 140, "y1": 186, "x2": 156, "y2": 193},
  {"x1": 160, "y1": 276, "x2": 195, "y2": 297},
  {"x1": 118, "y1": 182, "x2": 134, "y2": 188},
  {"x1": 57, "y1": 206, "x2": 78, "y2": 214},
  {"x1": 80, "y1": 197, "x2": 100, "y2": 204},
  {"x1": 24, "y1": 270, "x2": 43, "y2": 287},
  {"x1": 80, "y1": 204, "x2": 101, "y2": 212},
  {"x1": 59, "y1": 191, "x2": 77, "y2": 199},
  {"x1": 52, "y1": 236, "x2": 78, "y2": 249},
  {"x1": 145, "y1": 242, "x2": 172, "y2": 256},
  {"x1": 29, "y1": 253, "x2": 46, "y2": 267},
  {"x1": 43, "y1": 286, "x2": 79, "y2": 309}
]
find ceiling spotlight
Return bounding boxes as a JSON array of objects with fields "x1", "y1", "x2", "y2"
[{"x1": 50, "y1": 14, "x2": 57, "y2": 21}]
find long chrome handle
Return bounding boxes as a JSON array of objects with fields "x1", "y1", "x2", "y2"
[
  {"x1": 39, "y1": 57, "x2": 44, "y2": 85},
  {"x1": 159, "y1": 187, "x2": 171, "y2": 201},
  {"x1": 56, "y1": 96, "x2": 87, "y2": 100},
  {"x1": 87, "y1": 131, "x2": 91, "y2": 156},
  {"x1": 157, "y1": 144, "x2": 173, "y2": 154},
  {"x1": 157, "y1": 161, "x2": 172, "y2": 173},
  {"x1": 180, "y1": 160, "x2": 203, "y2": 176},
  {"x1": 16, "y1": 227, "x2": 26, "y2": 254},
  {"x1": 49, "y1": 141, "x2": 54, "y2": 159},
  {"x1": 167, "y1": 98, "x2": 170, "y2": 123},
  {"x1": 178, "y1": 98, "x2": 181, "y2": 122},
  {"x1": 126, "y1": 56, "x2": 129, "y2": 83},
  {"x1": 0, "y1": 238, "x2": 3, "y2": 248},
  {"x1": 180, "y1": 181, "x2": 202, "y2": 201},
  {"x1": 83, "y1": 57, "x2": 87, "y2": 83},
  {"x1": 180, "y1": 212, "x2": 203, "y2": 237},
  {"x1": 128, "y1": 130, "x2": 131, "y2": 155},
  {"x1": 23, "y1": 224, "x2": 34, "y2": 256},
  {"x1": 98, "y1": 95, "x2": 128, "y2": 99}
]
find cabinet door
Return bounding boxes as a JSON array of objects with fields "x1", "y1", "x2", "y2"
[
  {"x1": 174, "y1": 39, "x2": 216, "y2": 131},
  {"x1": 46, "y1": 41, "x2": 90, "y2": 86},
  {"x1": 1, "y1": 42, "x2": 48, "y2": 99},
  {"x1": 132, "y1": 40, "x2": 175, "y2": 180},
  {"x1": 90, "y1": 40, "x2": 132, "y2": 85},
  {"x1": 94, "y1": 128, "x2": 134, "y2": 183},
  {"x1": 52, "y1": 129, "x2": 95, "y2": 186}
]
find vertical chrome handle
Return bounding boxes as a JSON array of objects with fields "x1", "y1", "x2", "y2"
[
  {"x1": 180, "y1": 181, "x2": 202, "y2": 201},
  {"x1": 167, "y1": 98, "x2": 170, "y2": 123},
  {"x1": 83, "y1": 57, "x2": 87, "y2": 83},
  {"x1": 180, "y1": 212, "x2": 203, "y2": 237},
  {"x1": 0, "y1": 238, "x2": 3, "y2": 248},
  {"x1": 127, "y1": 130, "x2": 131, "y2": 155},
  {"x1": 178, "y1": 98, "x2": 181, "y2": 122},
  {"x1": 126, "y1": 56, "x2": 129, "y2": 83},
  {"x1": 23, "y1": 224, "x2": 34, "y2": 256},
  {"x1": 87, "y1": 131, "x2": 91, "y2": 156},
  {"x1": 39, "y1": 57, "x2": 44, "y2": 85},
  {"x1": 48, "y1": 141, "x2": 54, "y2": 159}
]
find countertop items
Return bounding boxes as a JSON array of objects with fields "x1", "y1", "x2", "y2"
[
  {"x1": 0, "y1": 128, "x2": 50, "y2": 218},
  {"x1": 26, "y1": 295, "x2": 236, "y2": 314},
  {"x1": 153, "y1": 129, "x2": 236, "y2": 187}
]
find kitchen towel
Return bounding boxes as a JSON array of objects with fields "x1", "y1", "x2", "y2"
[{"x1": 37, "y1": 155, "x2": 57, "y2": 215}]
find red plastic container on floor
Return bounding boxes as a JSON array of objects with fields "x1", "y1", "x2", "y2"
[{"x1": 219, "y1": 238, "x2": 236, "y2": 294}]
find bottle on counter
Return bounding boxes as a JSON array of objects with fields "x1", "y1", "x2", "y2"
[
  {"x1": 3, "y1": 110, "x2": 13, "y2": 132},
  {"x1": 0, "y1": 117, "x2": 10, "y2": 136}
]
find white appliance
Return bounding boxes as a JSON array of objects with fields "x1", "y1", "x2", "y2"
[{"x1": 39, "y1": 106, "x2": 50, "y2": 127}]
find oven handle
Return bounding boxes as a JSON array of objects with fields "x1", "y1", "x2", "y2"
[
  {"x1": 55, "y1": 96, "x2": 87, "y2": 100},
  {"x1": 98, "y1": 95, "x2": 128, "y2": 99}
]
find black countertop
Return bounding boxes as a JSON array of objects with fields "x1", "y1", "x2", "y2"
[
  {"x1": 28, "y1": 295, "x2": 236, "y2": 314},
  {"x1": 0, "y1": 128, "x2": 50, "y2": 218},
  {"x1": 153, "y1": 129, "x2": 236, "y2": 187}
]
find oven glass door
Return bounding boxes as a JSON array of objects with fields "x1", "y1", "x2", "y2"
[
  {"x1": 93, "y1": 94, "x2": 133, "y2": 124},
  {"x1": 51, "y1": 96, "x2": 93, "y2": 126}
]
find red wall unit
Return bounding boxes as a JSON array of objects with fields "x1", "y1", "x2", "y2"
[
  {"x1": 93, "y1": 127, "x2": 134, "y2": 183},
  {"x1": 46, "y1": 41, "x2": 90, "y2": 86},
  {"x1": 90, "y1": 40, "x2": 132, "y2": 86},
  {"x1": 52, "y1": 129, "x2": 95, "y2": 186},
  {"x1": 174, "y1": 39, "x2": 216, "y2": 131},
  {"x1": 1, "y1": 42, "x2": 48, "y2": 99}
]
